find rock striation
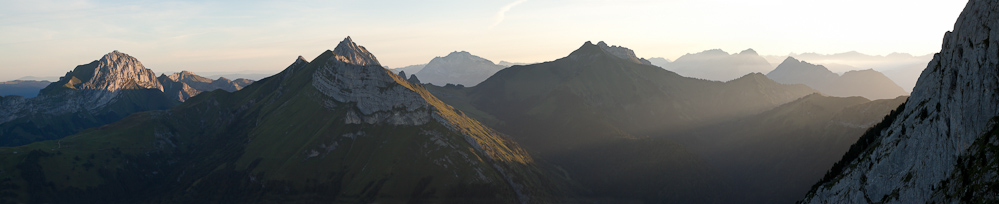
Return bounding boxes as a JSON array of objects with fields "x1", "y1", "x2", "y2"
[{"x1": 802, "y1": 1, "x2": 999, "y2": 203}]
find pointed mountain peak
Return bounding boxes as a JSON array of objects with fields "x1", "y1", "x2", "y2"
[
  {"x1": 333, "y1": 36, "x2": 380, "y2": 66},
  {"x1": 297, "y1": 55, "x2": 308, "y2": 63},
  {"x1": 596, "y1": 41, "x2": 609, "y2": 47},
  {"x1": 739, "y1": 48, "x2": 759, "y2": 55}
]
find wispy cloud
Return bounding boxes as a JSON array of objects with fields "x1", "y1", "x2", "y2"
[{"x1": 489, "y1": 0, "x2": 527, "y2": 29}]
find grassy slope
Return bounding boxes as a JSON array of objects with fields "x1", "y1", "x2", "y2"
[{"x1": 0, "y1": 50, "x2": 562, "y2": 203}]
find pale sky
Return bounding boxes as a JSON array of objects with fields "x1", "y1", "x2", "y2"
[{"x1": 0, "y1": 0, "x2": 968, "y2": 81}]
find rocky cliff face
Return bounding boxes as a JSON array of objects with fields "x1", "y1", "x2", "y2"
[{"x1": 802, "y1": 1, "x2": 999, "y2": 203}]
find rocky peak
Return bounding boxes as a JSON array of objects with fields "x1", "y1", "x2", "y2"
[
  {"x1": 594, "y1": 41, "x2": 652, "y2": 65},
  {"x1": 43, "y1": 50, "x2": 163, "y2": 95},
  {"x1": 332, "y1": 36, "x2": 380, "y2": 66},
  {"x1": 313, "y1": 38, "x2": 432, "y2": 125}
]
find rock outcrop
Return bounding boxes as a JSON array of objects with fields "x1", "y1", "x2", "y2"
[{"x1": 802, "y1": 1, "x2": 999, "y2": 203}]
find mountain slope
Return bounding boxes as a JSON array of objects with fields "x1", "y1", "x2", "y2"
[
  {"x1": 428, "y1": 41, "x2": 816, "y2": 203},
  {"x1": 414, "y1": 51, "x2": 506, "y2": 86},
  {"x1": 664, "y1": 48, "x2": 773, "y2": 81},
  {"x1": 0, "y1": 51, "x2": 177, "y2": 147},
  {"x1": 680, "y1": 94, "x2": 906, "y2": 203},
  {"x1": 803, "y1": 1, "x2": 999, "y2": 203},
  {"x1": 0, "y1": 37, "x2": 564, "y2": 203},
  {"x1": 767, "y1": 57, "x2": 907, "y2": 100}
]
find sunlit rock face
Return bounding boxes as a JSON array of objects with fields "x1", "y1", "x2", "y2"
[
  {"x1": 312, "y1": 37, "x2": 432, "y2": 125},
  {"x1": 802, "y1": 1, "x2": 999, "y2": 203}
]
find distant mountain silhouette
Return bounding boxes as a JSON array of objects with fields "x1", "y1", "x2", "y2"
[
  {"x1": 648, "y1": 57, "x2": 671, "y2": 68},
  {"x1": 764, "y1": 51, "x2": 933, "y2": 92},
  {"x1": 664, "y1": 48, "x2": 773, "y2": 81},
  {"x1": 414, "y1": 51, "x2": 506, "y2": 86},
  {"x1": 388, "y1": 63, "x2": 426, "y2": 74},
  {"x1": 767, "y1": 57, "x2": 907, "y2": 100}
]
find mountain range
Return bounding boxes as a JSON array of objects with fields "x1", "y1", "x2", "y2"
[
  {"x1": 426, "y1": 41, "x2": 882, "y2": 202},
  {"x1": 763, "y1": 51, "x2": 933, "y2": 93},
  {"x1": 661, "y1": 48, "x2": 773, "y2": 82},
  {"x1": 0, "y1": 37, "x2": 566, "y2": 203},
  {"x1": 0, "y1": 51, "x2": 255, "y2": 147},
  {"x1": 767, "y1": 57, "x2": 908, "y2": 100}
]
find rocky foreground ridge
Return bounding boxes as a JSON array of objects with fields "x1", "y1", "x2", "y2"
[{"x1": 802, "y1": 1, "x2": 999, "y2": 203}]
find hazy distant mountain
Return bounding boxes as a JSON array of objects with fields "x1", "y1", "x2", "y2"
[
  {"x1": 15, "y1": 76, "x2": 59, "y2": 81},
  {"x1": 648, "y1": 57, "x2": 671, "y2": 68},
  {"x1": 388, "y1": 63, "x2": 426, "y2": 74},
  {"x1": 428, "y1": 41, "x2": 816, "y2": 203},
  {"x1": 0, "y1": 37, "x2": 565, "y2": 203},
  {"x1": 0, "y1": 80, "x2": 50, "y2": 98},
  {"x1": 497, "y1": 61, "x2": 531, "y2": 67},
  {"x1": 804, "y1": 1, "x2": 999, "y2": 202},
  {"x1": 0, "y1": 51, "x2": 177, "y2": 146},
  {"x1": 681, "y1": 94, "x2": 906, "y2": 203},
  {"x1": 414, "y1": 51, "x2": 506, "y2": 86},
  {"x1": 767, "y1": 57, "x2": 907, "y2": 100},
  {"x1": 665, "y1": 48, "x2": 773, "y2": 81},
  {"x1": 764, "y1": 51, "x2": 933, "y2": 92}
]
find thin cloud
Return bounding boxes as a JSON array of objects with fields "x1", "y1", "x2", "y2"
[{"x1": 489, "y1": 0, "x2": 527, "y2": 29}]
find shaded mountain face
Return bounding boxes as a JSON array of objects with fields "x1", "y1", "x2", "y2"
[
  {"x1": 679, "y1": 94, "x2": 906, "y2": 204},
  {"x1": 0, "y1": 80, "x2": 50, "y2": 98},
  {"x1": 0, "y1": 37, "x2": 564, "y2": 203},
  {"x1": 427, "y1": 41, "x2": 816, "y2": 203},
  {"x1": 0, "y1": 51, "x2": 177, "y2": 147},
  {"x1": 803, "y1": 1, "x2": 999, "y2": 202},
  {"x1": 414, "y1": 51, "x2": 506, "y2": 86},
  {"x1": 767, "y1": 57, "x2": 908, "y2": 100},
  {"x1": 664, "y1": 48, "x2": 773, "y2": 81},
  {"x1": 158, "y1": 70, "x2": 257, "y2": 102}
]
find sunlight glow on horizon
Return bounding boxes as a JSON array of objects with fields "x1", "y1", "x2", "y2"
[{"x1": 0, "y1": 0, "x2": 969, "y2": 81}]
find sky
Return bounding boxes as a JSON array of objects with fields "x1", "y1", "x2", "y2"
[{"x1": 0, "y1": 0, "x2": 969, "y2": 81}]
